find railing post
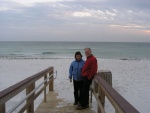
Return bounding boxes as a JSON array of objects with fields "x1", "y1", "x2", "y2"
[
  {"x1": 44, "y1": 74, "x2": 47, "y2": 102},
  {"x1": 26, "y1": 82, "x2": 35, "y2": 113},
  {"x1": 98, "y1": 86, "x2": 105, "y2": 107},
  {"x1": 99, "y1": 70, "x2": 112, "y2": 86},
  {"x1": 94, "y1": 80, "x2": 98, "y2": 93},
  {"x1": 0, "y1": 103, "x2": 5, "y2": 113},
  {"x1": 49, "y1": 67, "x2": 54, "y2": 91},
  {"x1": 97, "y1": 85, "x2": 102, "y2": 113},
  {"x1": 92, "y1": 75, "x2": 102, "y2": 113},
  {"x1": 115, "y1": 110, "x2": 119, "y2": 113},
  {"x1": 97, "y1": 70, "x2": 112, "y2": 113},
  {"x1": 90, "y1": 79, "x2": 98, "y2": 103}
]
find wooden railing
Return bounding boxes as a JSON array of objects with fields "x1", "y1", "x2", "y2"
[
  {"x1": 90, "y1": 70, "x2": 140, "y2": 113},
  {"x1": 0, "y1": 67, "x2": 54, "y2": 113}
]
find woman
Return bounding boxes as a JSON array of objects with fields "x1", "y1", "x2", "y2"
[{"x1": 69, "y1": 51, "x2": 85, "y2": 105}]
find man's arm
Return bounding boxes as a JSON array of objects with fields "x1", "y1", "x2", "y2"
[{"x1": 88, "y1": 58, "x2": 98, "y2": 80}]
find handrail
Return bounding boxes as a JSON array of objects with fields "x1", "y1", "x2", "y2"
[
  {"x1": 91, "y1": 71, "x2": 140, "y2": 113},
  {"x1": 7, "y1": 73, "x2": 53, "y2": 113},
  {"x1": 0, "y1": 67, "x2": 53, "y2": 103},
  {"x1": 91, "y1": 89, "x2": 106, "y2": 113},
  {"x1": 0, "y1": 67, "x2": 54, "y2": 113}
]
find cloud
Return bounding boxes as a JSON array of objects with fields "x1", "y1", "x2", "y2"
[
  {"x1": 0, "y1": 6, "x2": 10, "y2": 11},
  {"x1": 143, "y1": 29, "x2": 150, "y2": 32},
  {"x1": 4, "y1": 0, "x2": 73, "y2": 6},
  {"x1": 0, "y1": 0, "x2": 150, "y2": 42},
  {"x1": 110, "y1": 24, "x2": 146, "y2": 29},
  {"x1": 72, "y1": 12, "x2": 91, "y2": 17}
]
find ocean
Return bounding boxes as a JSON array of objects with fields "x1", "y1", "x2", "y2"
[{"x1": 0, "y1": 41, "x2": 150, "y2": 60}]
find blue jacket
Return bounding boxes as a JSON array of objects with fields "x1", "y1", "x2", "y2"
[{"x1": 69, "y1": 59, "x2": 85, "y2": 81}]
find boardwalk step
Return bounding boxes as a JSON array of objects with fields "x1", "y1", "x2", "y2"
[{"x1": 35, "y1": 91, "x2": 96, "y2": 113}]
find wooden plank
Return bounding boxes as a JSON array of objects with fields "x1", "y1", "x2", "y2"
[
  {"x1": 26, "y1": 83, "x2": 35, "y2": 113},
  {"x1": 0, "y1": 67, "x2": 53, "y2": 104},
  {"x1": 92, "y1": 90, "x2": 106, "y2": 113},
  {"x1": 44, "y1": 75, "x2": 47, "y2": 102},
  {"x1": 35, "y1": 91, "x2": 96, "y2": 113},
  {"x1": 49, "y1": 68, "x2": 54, "y2": 91},
  {"x1": 95, "y1": 75, "x2": 140, "y2": 113},
  {"x1": 0, "y1": 103, "x2": 5, "y2": 113},
  {"x1": 19, "y1": 75, "x2": 53, "y2": 113},
  {"x1": 0, "y1": 79, "x2": 35, "y2": 104}
]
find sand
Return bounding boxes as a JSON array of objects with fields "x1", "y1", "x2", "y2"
[{"x1": 0, "y1": 58, "x2": 150, "y2": 113}]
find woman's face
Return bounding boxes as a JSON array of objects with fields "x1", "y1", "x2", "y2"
[{"x1": 76, "y1": 55, "x2": 82, "y2": 61}]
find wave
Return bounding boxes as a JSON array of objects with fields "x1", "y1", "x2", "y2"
[
  {"x1": 0, "y1": 54, "x2": 150, "y2": 61},
  {"x1": 0, "y1": 54, "x2": 26, "y2": 57},
  {"x1": 0, "y1": 57, "x2": 74, "y2": 60},
  {"x1": 119, "y1": 57, "x2": 147, "y2": 61},
  {"x1": 68, "y1": 48, "x2": 83, "y2": 50},
  {"x1": 42, "y1": 52, "x2": 56, "y2": 55},
  {"x1": 95, "y1": 56, "x2": 149, "y2": 61},
  {"x1": 0, "y1": 55, "x2": 149, "y2": 60}
]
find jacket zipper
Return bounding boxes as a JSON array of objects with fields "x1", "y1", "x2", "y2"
[{"x1": 77, "y1": 61, "x2": 79, "y2": 80}]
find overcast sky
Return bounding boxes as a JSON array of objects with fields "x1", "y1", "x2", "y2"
[{"x1": 0, "y1": 0, "x2": 150, "y2": 42}]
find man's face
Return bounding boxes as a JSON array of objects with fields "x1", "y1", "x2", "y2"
[{"x1": 84, "y1": 49, "x2": 91, "y2": 57}]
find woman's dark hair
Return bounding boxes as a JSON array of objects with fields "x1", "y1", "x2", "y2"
[{"x1": 75, "y1": 51, "x2": 82, "y2": 58}]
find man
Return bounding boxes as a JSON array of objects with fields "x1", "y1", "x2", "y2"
[{"x1": 76, "y1": 48, "x2": 98, "y2": 110}]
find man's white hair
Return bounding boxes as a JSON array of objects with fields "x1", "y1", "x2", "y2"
[{"x1": 84, "y1": 48, "x2": 92, "y2": 52}]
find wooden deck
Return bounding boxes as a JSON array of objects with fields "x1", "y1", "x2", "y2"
[
  {"x1": 35, "y1": 91, "x2": 96, "y2": 113},
  {"x1": 0, "y1": 68, "x2": 140, "y2": 113}
]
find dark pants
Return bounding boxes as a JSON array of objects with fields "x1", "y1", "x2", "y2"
[
  {"x1": 80, "y1": 77, "x2": 92, "y2": 107},
  {"x1": 73, "y1": 80, "x2": 83, "y2": 103}
]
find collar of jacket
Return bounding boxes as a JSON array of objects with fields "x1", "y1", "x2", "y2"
[
  {"x1": 75, "y1": 59, "x2": 82, "y2": 62},
  {"x1": 87, "y1": 54, "x2": 93, "y2": 59}
]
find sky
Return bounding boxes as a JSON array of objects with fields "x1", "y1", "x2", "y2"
[{"x1": 0, "y1": 0, "x2": 150, "y2": 42}]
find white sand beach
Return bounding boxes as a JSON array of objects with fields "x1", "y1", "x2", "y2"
[{"x1": 0, "y1": 58, "x2": 150, "y2": 113}]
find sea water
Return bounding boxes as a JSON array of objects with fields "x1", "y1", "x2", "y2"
[{"x1": 0, "y1": 41, "x2": 150, "y2": 60}]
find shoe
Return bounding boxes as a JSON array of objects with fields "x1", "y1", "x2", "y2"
[
  {"x1": 85, "y1": 105, "x2": 89, "y2": 108},
  {"x1": 73, "y1": 102, "x2": 78, "y2": 105},
  {"x1": 76, "y1": 106, "x2": 86, "y2": 110},
  {"x1": 78, "y1": 103, "x2": 81, "y2": 106}
]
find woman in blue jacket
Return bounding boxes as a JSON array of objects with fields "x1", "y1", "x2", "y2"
[{"x1": 69, "y1": 51, "x2": 85, "y2": 105}]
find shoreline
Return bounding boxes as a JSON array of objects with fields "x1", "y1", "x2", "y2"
[{"x1": 0, "y1": 57, "x2": 149, "y2": 61}]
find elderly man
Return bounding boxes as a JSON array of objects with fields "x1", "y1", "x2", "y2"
[{"x1": 76, "y1": 48, "x2": 98, "y2": 110}]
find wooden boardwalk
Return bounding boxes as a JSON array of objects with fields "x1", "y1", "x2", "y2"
[
  {"x1": 35, "y1": 91, "x2": 96, "y2": 113},
  {"x1": 0, "y1": 68, "x2": 140, "y2": 113}
]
